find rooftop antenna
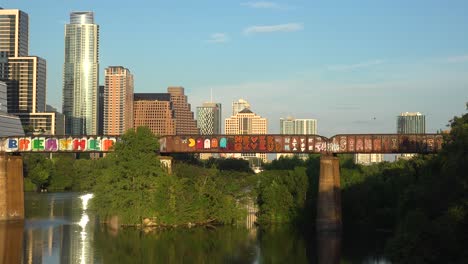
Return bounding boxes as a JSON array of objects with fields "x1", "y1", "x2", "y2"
[{"x1": 210, "y1": 88, "x2": 213, "y2": 103}]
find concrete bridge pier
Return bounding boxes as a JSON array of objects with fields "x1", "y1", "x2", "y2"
[
  {"x1": 159, "y1": 156, "x2": 173, "y2": 174},
  {"x1": 316, "y1": 154, "x2": 342, "y2": 231},
  {"x1": 0, "y1": 154, "x2": 24, "y2": 221}
]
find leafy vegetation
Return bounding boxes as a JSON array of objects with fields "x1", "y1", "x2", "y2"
[{"x1": 89, "y1": 127, "x2": 253, "y2": 226}]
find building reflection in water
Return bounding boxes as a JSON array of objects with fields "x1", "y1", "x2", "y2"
[
  {"x1": 0, "y1": 220, "x2": 23, "y2": 264},
  {"x1": 317, "y1": 231, "x2": 341, "y2": 264},
  {"x1": 21, "y1": 193, "x2": 95, "y2": 264}
]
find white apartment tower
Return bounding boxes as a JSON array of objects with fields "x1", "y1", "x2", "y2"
[
  {"x1": 225, "y1": 108, "x2": 267, "y2": 162},
  {"x1": 63, "y1": 11, "x2": 99, "y2": 135}
]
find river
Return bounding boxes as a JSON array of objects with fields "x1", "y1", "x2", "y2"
[{"x1": 0, "y1": 192, "x2": 391, "y2": 263}]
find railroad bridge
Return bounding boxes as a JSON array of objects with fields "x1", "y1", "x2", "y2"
[{"x1": 1, "y1": 133, "x2": 443, "y2": 230}]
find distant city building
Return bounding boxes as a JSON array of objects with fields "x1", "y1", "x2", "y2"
[
  {"x1": 0, "y1": 81, "x2": 6, "y2": 113},
  {"x1": 98, "y1": 85, "x2": 104, "y2": 135},
  {"x1": 397, "y1": 112, "x2": 425, "y2": 134},
  {"x1": 46, "y1": 104, "x2": 66, "y2": 135},
  {"x1": 167, "y1": 86, "x2": 198, "y2": 134},
  {"x1": 133, "y1": 93, "x2": 176, "y2": 136},
  {"x1": 354, "y1": 153, "x2": 383, "y2": 165},
  {"x1": 278, "y1": 117, "x2": 317, "y2": 159},
  {"x1": 7, "y1": 56, "x2": 46, "y2": 113},
  {"x1": 0, "y1": 51, "x2": 8, "y2": 79},
  {"x1": 397, "y1": 112, "x2": 426, "y2": 159},
  {"x1": 232, "y1": 98, "x2": 250, "y2": 116},
  {"x1": 225, "y1": 108, "x2": 267, "y2": 162},
  {"x1": 280, "y1": 117, "x2": 317, "y2": 135},
  {"x1": 63, "y1": 11, "x2": 99, "y2": 135},
  {"x1": 197, "y1": 102, "x2": 222, "y2": 135},
  {"x1": 104, "y1": 66, "x2": 134, "y2": 135},
  {"x1": 0, "y1": 9, "x2": 29, "y2": 57},
  {"x1": 15, "y1": 112, "x2": 58, "y2": 135},
  {"x1": 0, "y1": 80, "x2": 23, "y2": 136},
  {"x1": 197, "y1": 102, "x2": 222, "y2": 159}
]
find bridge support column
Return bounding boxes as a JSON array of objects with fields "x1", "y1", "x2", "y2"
[
  {"x1": 316, "y1": 155, "x2": 342, "y2": 231},
  {"x1": 0, "y1": 155, "x2": 24, "y2": 221},
  {"x1": 159, "y1": 156, "x2": 173, "y2": 174}
]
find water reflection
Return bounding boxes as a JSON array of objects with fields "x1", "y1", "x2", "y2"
[
  {"x1": 0, "y1": 193, "x2": 391, "y2": 263},
  {"x1": 0, "y1": 220, "x2": 23, "y2": 264},
  {"x1": 317, "y1": 232, "x2": 341, "y2": 264},
  {"x1": 21, "y1": 192, "x2": 96, "y2": 264}
]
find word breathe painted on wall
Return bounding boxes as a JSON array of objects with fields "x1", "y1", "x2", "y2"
[
  {"x1": 0, "y1": 137, "x2": 117, "y2": 152},
  {"x1": 160, "y1": 134, "x2": 444, "y2": 154}
]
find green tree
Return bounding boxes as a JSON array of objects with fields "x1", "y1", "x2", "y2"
[
  {"x1": 91, "y1": 126, "x2": 167, "y2": 224},
  {"x1": 23, "y1": 153, "x2": 53, "y2": 189}
]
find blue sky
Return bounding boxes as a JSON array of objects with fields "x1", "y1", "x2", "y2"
[{"x1": 3, "y1": 0, "x2": 468, "y2": 136}]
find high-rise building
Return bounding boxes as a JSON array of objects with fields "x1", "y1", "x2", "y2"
[
  {"x1": 98, "y1": 85, "x2": 104, "y2": 135},
  {"x1": 354, "y1": 153, "x2": 383, "y2": 165},
  {"x1": 46, "y1": 104, "x2": 65, "y2": 135},
  {"x1": 225, "y1": 108, "x2": 268, "y2": 162},
  {"x1": 278, "y1": 117, "x2": 317, "y2": 159},
  {"x1": 280, "y1": 117, "x2": 317, "y2": 135},
  {"x1": 397, "y1": 112, "x2": 425, "y2": 134},
  {"x1": 0, "y1": 9, "x2": 29, "y2": 58},
  {"x1": 133, "y1": 93, "x2": 176, "y2": 136},
  {"x1": 232, "y1": 98, "x2": 250, "y2": 116},
  {"x1": 0, "y1": 80, "x2": 6, "y2": 113},
  {"x1": 0, "y1": 80, "x2": 23, "y2": 136},
  {"x1": 7, "y1": 56, "x2": 46, "y2": 113},
  {"x1": 104, "y1": 66, "x2": 134, "y2": 135},
  {"x1": 197, "y1": 102, "x2": 222, "y2": 160},
  {"x1": 397, "y1": 112, "x2": 426, "y2": 159},
  {"x1": 0, "y1": 51, "x2": 8, "y2": 79},
  {"x1": 167, "y1": 86, "x2": 198, "y2": 134},
  {"x1": 63, "y1": 11, "x2": 99, "y2": 135},
  {"x1": 15, "y1": 112, "x2": 59, "y2": 135},
  {"x1": 197, "y1": 102, "x2": 221, "y2": 135}
]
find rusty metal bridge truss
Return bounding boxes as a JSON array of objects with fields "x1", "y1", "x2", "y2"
[{"x1": 0, "y1": 134, "x2": 443, "y2": 154}]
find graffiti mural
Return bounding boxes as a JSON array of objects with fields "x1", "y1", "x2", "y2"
[
  {"x1": 0, "y1": 136, "x2": 117, "y2": 152},
  {"x1": 0, "y1": 134, "x2": 443, "y2": 154}
]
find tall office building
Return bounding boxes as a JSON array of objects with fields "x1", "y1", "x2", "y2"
[
  {"x1": 280, "y1": 117, "x2": 317, "y2": 135},
  {"x1": 63, "y1": 11, "x2": 99, "y2": 135},
  {"x1": 232, "y1": 98, "x2": 250, "y2": 116},
  {"x1": 0, "y1": 8, "x2": 61, "y2": 136},
  {"x1": 0, "y1": 80, "x2": 23, "y2": 136},
  {"x1": 7, "y1": 56, "x2": 46, "y2": 113},
  {"x1": 397, "y1": 112, "x2": 426, "y2": 159},
  {"x1": 196, "y1": 102, "x2": 221, "y2": 135},
  {"x1": 133, "y1": 93, "x2": 176, "y2": 136},
  {"x1": 98, "y1": 85, "x2": 104, "y2": 135},
  {"x1": 0, "y1": 9, "x2": 28, "y2": 57},
  {"x1": 397, "y1": 112, "x2": 426, "y2": 134},
  {"x1": 0, "y1": 51, "x2": 8, "y2": 79},
  {"x1": 103, "y1": 66, "x2": 134, "y2": 135},
  {"x1": 278, "y1": 117, "x2": 317, "y2": 159},
  {"x1": 197, "y1": 102, "x2": 222, "y2": 159},
  {"x1": 225, "y1": 108, "x2": 268, "y2": 162},
  {"x1": 167, "y1": 86, "x2": 198, "y2": 134}
]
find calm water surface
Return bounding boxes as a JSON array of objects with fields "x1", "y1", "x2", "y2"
[{"x1": 0, "y1": 192, "x2": 390, "y2": 263}]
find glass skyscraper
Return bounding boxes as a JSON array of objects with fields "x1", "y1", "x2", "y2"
[
  {"x1": 63, "y1": 12, "x2": 99, "y2": 135},
  {"x1": 397, "y1": 112, "x2": 425, "y2": 134},
  {"x1": 196, "y1": 102, "x2": 222, "y2": 135}
]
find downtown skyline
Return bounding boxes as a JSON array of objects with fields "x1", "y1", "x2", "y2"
[{"x1": 2, "y1": 0, "x2": 467, "y2": 136}]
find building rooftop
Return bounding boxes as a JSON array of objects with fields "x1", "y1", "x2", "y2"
[
  {"x1": 134, "y1": 93, "x2": 171, "y2": 101},
  {"x1": 238, "y1": 108, "x2": 253, "y2": 114}
]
